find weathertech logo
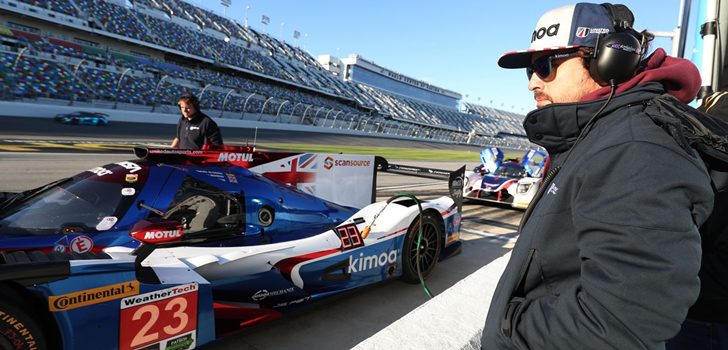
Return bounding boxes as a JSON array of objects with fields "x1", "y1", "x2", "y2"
[
  {"x1": 120, "y1": 283, "x2": 198, "y2": 308},
  {"x1": 49, "y1": 281, "x2": 140, "y2": 311}
]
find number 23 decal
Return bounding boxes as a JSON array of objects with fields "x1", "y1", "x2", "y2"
[
  {"x1": 336, "y1": 224, "x2": 364, "y2": 251},
  {"x1": 119, "y1": 283, "x2": 198, "y2": 350}
]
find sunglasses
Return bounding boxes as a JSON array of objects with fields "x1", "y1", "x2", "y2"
[{"x1": 526, "y1": 51, "x2": 580, "y2": 81}]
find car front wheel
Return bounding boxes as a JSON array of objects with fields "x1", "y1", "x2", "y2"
[{"x1": 0, "y1": 288, "x2": 49, "y2": 350}]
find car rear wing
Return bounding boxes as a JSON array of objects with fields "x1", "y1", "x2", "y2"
[
  {"x1": 133, "y1": 147, "x2": 463, "y2": 210},
  {"x1": 375, "y1": 157, "x2": 465, "y2": 212}
]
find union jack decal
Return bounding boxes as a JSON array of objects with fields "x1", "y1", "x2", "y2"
[{"x1": 263, "y1": 154, "x2": 319, "y2": 194}]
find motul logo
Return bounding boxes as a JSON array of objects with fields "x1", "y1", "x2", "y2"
[
  {"x1": 144, "y1": 230, "x2": 181, "y2": 240},
  {"x1": 218, "y1": 153, "x2": 253, "y2": 162},
  {"x1": 531, "y1": 23, "x2": 560, "y2": 42}
]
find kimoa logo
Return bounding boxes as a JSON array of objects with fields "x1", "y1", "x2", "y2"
[
  {"x1": 348, "y1": 250, "x2": 398, "y2": 273},
  {"x1": 532, "y1": 23, "x2": 560, "y2": 42}
]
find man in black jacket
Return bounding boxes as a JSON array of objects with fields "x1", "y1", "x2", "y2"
[
  {"x1": 666, "y1": 91, "x2": 728, "y2": 349},
  {"x1": 170, "y1": 93, "x2": 223, "y2": 149},
  {"x1": 481, "y1": 3, "x2": 714, "y2": 349}
]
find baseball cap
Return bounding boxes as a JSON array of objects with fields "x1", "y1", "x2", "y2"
[{"x1": 498, "y1": 3, "x2": 621, "y2": 69}]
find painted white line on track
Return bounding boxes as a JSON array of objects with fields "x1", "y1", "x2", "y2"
[
  {"x1": 377, "y1": 181, "x2": 446, "y2": 190},
  {"x1": 461, "y1": 227, "x2": 518, "y2": 244}
]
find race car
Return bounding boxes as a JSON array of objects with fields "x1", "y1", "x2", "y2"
[
  {"x1": 463, "y1": 147, "x2": 548, "y2": 209},
  {"x1": 0, "y1": 146, "x2": 463, "y2": 349},
  {"x1": 54, "y1": 111, "x2": 109, "y2": 126}
]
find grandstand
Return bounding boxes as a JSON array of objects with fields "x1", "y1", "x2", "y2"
[{"x1": 0, "y1": 0, "x2": 535, "y2": 150}]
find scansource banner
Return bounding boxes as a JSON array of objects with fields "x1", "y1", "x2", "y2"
[{"x1": 250, "y1": 153, "x2": 375, "y2": 208}]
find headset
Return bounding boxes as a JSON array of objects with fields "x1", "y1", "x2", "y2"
[{"x1": 589, "y1": 3, "x2": 648, "y2": 85}]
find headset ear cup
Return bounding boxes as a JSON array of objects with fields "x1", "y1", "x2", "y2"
[{"x1": 591, "y1": 32, "x2": 642, "y2": 84}]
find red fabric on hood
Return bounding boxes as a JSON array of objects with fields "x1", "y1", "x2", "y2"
[{"x1": 581, "y1": 48, "x2": 701, "y2": 103}]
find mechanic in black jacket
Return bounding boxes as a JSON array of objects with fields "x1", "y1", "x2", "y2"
[
  {"x1": 170, "y1": 93, "x2": 224, "y2": 149},
  {"x1": 481, "y1": 3, "x2": 714, "y2": 349}
]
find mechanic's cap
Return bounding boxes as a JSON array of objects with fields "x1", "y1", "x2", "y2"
[{"x1": 498, "y1": 3, "x2": 624, "y2": 69}]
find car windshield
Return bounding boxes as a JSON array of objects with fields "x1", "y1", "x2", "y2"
[
  {"x1": 494, "y1": 164, "x2": 525, "y2": 178},
  {"x1": 0, "y1": 163, "x2": 144, "y2": 235}
]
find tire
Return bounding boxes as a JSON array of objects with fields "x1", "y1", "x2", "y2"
[
  {"x1": 0, "y1": 288, "x2": 48, "y2": 350},
  {"x1": 401, "y1": 213, "x2": 443, "y2": 283}
]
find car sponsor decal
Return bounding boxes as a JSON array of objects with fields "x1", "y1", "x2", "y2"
[
  {"x1": 251, "y1": 287, "x2": 294, "y2": 301},
  {"x1": 49, "y1": 281, "x2": 140, "y2": 312},
  {"x1": 347, "y1": 250, "x2": 399, "y2": 273},
  {"x1": 226, "y1": 173, "x2": 238, "y2": 183},
  {"x1": 125, "y1": 174, "x2": 138, "y2": 183},
  {"x1": 96, "y1": 216, "x2": 118, "y2": 231},
  {"x1": 323, "y1": 156, "x2": 373, "y2": 170},
  {"x1": 53, "y1": 236, "x2": 68, "y2": 252},
  {"x1": 324, "y1": 156, "x2": 334, "y2": 170},
  {"x1": 119, "y1": 283, "x2": 198, "y2": 350},
  {"x1": 70, "y1": 235, "x2": 93, "y2": 253},
  {"x1": 88, "y1": 166, "x2": 113, "y2": 176},
  {"x1": 194, "y1": 169, "x2": 228, "y2": 182},
  {"x1": 116, "y1": 161, "x2": 142, "y2": 173},
  {"x1": 334, "y1": 159, "x2": 371, "y2": 167},
  {"x1": 121, "y1": 187, "x2": 136, "y2": 196},
  {"x1": 217, "y1": 152, "x2": 253, "y2": 162},
  {"x1": 142, "y1": 229, "x2": 182, "y2": 242},
  {"x1": 272, "y1": 296, "x2": 311, "y2": 308}
]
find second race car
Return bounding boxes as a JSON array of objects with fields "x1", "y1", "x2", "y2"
[
  {"x1": 463, "y1": 147, "x2": 548, "y2": 209},
  {"x1": 54, "y1": 111, "x2": 109, "y2": 126}
]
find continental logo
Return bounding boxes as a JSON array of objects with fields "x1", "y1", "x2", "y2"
[{"x1": 49, "y1": 281, "x2": 140, "y2": 312}]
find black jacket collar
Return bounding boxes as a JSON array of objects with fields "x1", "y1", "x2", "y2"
[{"x1": 523, "y1": 82, "x2": 665, "y2": 154}]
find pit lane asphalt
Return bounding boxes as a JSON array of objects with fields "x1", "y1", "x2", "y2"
[{"x1": 0, "y1": 117, "x2": 521, "y2": 349}]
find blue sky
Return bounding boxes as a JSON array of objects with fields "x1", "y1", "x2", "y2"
[{"x1": 189, "y1": 1, "x2": 698, "y2": 115}]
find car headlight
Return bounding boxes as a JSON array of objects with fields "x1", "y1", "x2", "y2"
[{"x1": 516, "y1": 183, "x2": 531, "y2": 194}]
